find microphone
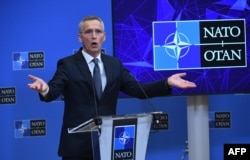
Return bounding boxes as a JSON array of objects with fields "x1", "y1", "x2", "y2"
[
  {"x1": 90, "y1": 79, "x2": 102, "y2": 137},
  {"x1": 134, "y1": 79, "x2": 158, "y2": 112},
  {"x1": 134, "y1": 77, "x2": 168, "y2": 130},
  {"x1": 91, "y1": 72, "x2": 102, "y2": 127}
]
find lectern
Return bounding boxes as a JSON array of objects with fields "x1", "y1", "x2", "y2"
[{"x1": 68, "y1": 113, "x2": 161, "y2": 160}]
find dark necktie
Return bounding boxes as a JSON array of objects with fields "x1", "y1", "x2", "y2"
[{"x1": 92, "y1": 58, "x2": 102, "y2": 100}]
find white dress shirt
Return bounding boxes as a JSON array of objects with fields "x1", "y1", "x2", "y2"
[{"x1": 82, "y1": 50, "x2": 107, "y2": 92}]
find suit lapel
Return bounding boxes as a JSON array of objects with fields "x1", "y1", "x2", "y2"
[
  {"x1": 74, "y1": 51, "x2": 93, "y2": 88},
  {"x1": 73, "y1": 51, "x2": 115, "y2": 97},
  {"x1": 101, "y1": 55, "x2": 113, "y2": 93}
]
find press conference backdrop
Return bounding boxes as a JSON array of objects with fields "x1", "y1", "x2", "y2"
[
  {"x1": 112, "y1": 0, "x2": 250, "y2": 96},
  {"x1": 0, "y1": 0, "x2": 250, "y2": 160}
]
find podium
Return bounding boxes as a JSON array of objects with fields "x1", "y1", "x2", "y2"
[{"x1": 68, "y1": 112, "x2": 165, "y2": 160}]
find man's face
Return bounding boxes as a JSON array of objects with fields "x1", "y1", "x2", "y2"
[{"x1": 78, "y1": 19, "x2": 106, "y2": 56}]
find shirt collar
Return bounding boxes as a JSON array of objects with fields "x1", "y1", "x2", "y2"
[{"x1": 81, "y1": 50, "x2": 101, "y2": 64}]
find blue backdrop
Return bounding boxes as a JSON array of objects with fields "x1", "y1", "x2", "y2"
[{"x1": 0, "y1": 0, "x2": 250, "y2": 160}]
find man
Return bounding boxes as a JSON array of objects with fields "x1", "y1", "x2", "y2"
[{"x1": 28, "y1": 15, "x2": 196, "y2": 160}]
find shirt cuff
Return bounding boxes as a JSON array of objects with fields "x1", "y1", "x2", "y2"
[
  {"x1": 165, "y1": 79, "x2": 172, "y2": 90},
  {"x1": 40, "y1": 87, "x2": 49, "y2": 97}
]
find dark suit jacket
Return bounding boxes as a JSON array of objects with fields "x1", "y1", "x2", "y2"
[{"x1": 40, "y1": 47, "x2": 171, "y2": 158}]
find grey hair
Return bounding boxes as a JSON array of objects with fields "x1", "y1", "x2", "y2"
[{"x1": 78, "y1": 15, "x2": 105, "y2": 32}]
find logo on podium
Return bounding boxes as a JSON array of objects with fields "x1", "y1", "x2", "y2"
[{"x1": 112, "y1": 119, "x2": 137, "y2": 160}]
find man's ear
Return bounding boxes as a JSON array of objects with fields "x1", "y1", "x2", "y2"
[
  {"x1": 103, "y1": 32, "x2": 106, "y2": 42},
  {"x1": 78, "y1": 34, "x2": 82, "y2": 42}
]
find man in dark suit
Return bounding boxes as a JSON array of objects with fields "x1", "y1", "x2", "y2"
[{"x1": 27, "y1": 15, "x2": 196, "y2": 160}]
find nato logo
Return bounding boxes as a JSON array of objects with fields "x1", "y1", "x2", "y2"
[
  {"x1": 14, "y1": 119, "x2": 46, "y2": 138},
  {"x1": 153, "y1": 19, "x2": 246, "y2": 70},
  {"x1": 113, "y1": 125, "x2": 135, "y2": 160},
  {"x1": 0, "y1": 87, "x2": 16, "y2": 104},
  {"x1": 209, "y1": 112, "x2": 231, "y2": 128},
  {"x1": 12, "y1": 51, "x2": 44, "y2": 70}
]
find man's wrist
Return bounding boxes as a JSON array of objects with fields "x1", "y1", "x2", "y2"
[
  {"x1": 40, "y1": 87, "x2": 49, "y2": 96},
  {"x1": 165, "y1": 79, "x2": 171, "y2": 90}
]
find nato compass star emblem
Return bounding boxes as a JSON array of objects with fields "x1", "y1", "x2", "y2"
[
  {"x1": 163, "y1": 30, "x2": 191, "y2": 62},
  {"x1": 17, "y1": 124, "x2": 27, "y2": 134},
  {"x1": 119, "y1": 131, "x2": 130, "y2": 145},
  {"x1": 16, "y1": 56, "x2": 26, "y2": 66}
]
